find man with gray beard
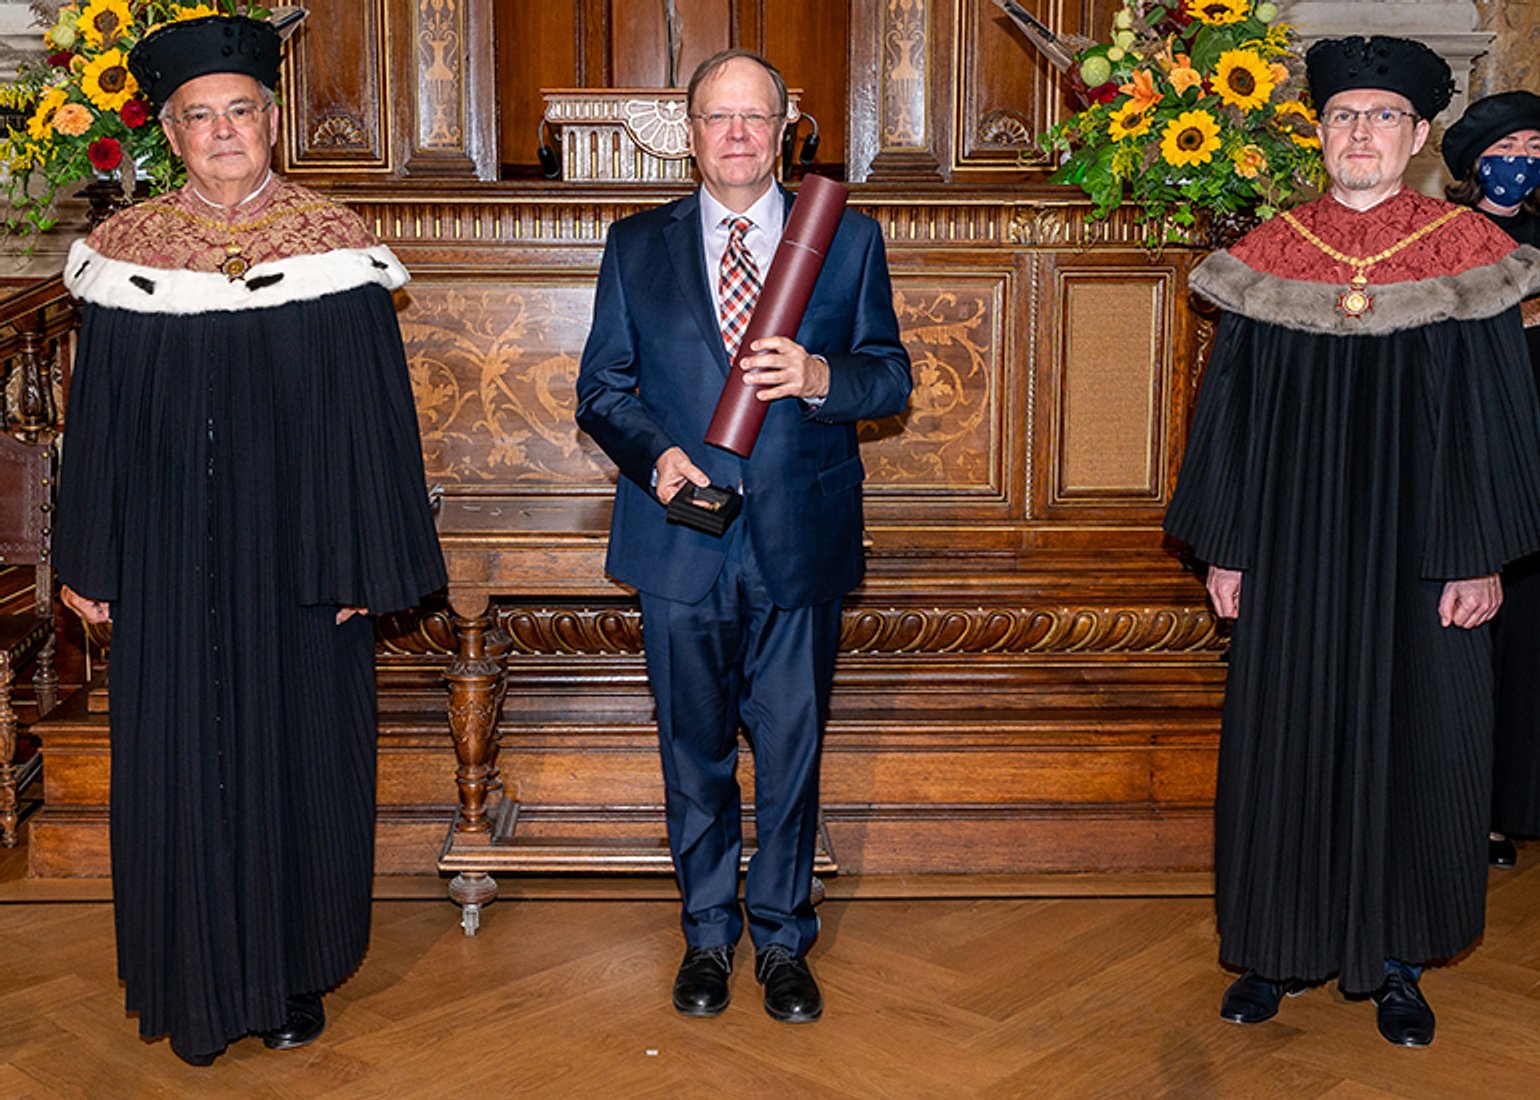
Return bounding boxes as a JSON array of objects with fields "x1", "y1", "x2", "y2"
[{"x1": 1166, "y1": 36, "x2": 1540, "y2": 1047}]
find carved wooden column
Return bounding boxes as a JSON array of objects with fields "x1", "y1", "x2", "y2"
[
  {"x1": 442, "y1": 594, "x2": 508, "y2": 933},
  {"x1": 402, "y1": 0, "x2": 498, "y2": 179},
  {"x1": 850, "y1": 0, "x2": 946, "y2": 182}
]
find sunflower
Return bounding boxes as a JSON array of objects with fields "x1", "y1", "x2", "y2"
[
  {"x1": 81, "y1": 48, "x2": 138, "y2": 112},
  {"x1": 1160, "y1": 110, "x2": 1222, "y2": 167},
  {"x1": 172, "y1": 4, "x2": 222, "y2": 22},
  {"x1": 1108, "y1": 100, "x2": 1154, "y2": 141},
  {"x1": 1214, "y1": 49, "x2": 1275, "y2": 112},
  {"x1": 1188, "y1": 0, "x2": 1249, "y2": 26},
  {"x1": 77, "y1": 0, "x2": 133, "y2": 50},
  {"x1": 1273, "y1": 99, "x2": 1321, "y2": 148},
  {"x1": 27, "y1": 85, "x2": 69, "y2": 141}
]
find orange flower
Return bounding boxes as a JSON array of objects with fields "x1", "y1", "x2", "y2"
[
  {"x1": 51, "y1": 102, "x2": 92, "y2": 136},
  {"x1": 1119, "y1": 69, "x2": 1161, "y2": 114},
  {"x1": 1170, "y1": 53, "x2": 1203, "y2": 95},
  {"x1": 1270, "y1": 62, "x2": 1290, "y2": 85},
  {"x1": 1231, "y1": 143, "x2": 1268, "y2": 178}
]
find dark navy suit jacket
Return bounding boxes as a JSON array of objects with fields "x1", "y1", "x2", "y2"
[{"x1": 576, "y1": 186, "x2": 912, "y2": 609}]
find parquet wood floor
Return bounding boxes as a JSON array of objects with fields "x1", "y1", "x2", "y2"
[{"x1": 3, "y1": 853, "x2": 1539, "y2": 1098}]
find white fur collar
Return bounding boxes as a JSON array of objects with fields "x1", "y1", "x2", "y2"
[{"x1": 63, "y1": 239, "x2": 410, "y2": 315}]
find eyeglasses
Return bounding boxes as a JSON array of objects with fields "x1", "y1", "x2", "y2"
[
  {"x1": 1319, "y1": 106, "x2": 1418, "y2": 130},
  {"x1": 172, "y1": 101, "x2": 269, "y2": 132},
  {"x1": 691, "y1": 111, "x2": 784, "y2": 133}
]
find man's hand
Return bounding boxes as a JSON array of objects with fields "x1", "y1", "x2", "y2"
[
  {"x1": 337, "y1": 607, "x2": 369, "y2": 625},
  {"x1": 61, "y1": 585, "x2": 111, "y2": 624},
  {"x1": 739, "y1": 336, "x2": 829, "y2": 402},
  {"x1": 1206, "y1": 565, "x2": 1243, "y2": 620},
  {"x1": 1439, "y1": 573, "x2": 1502, "y2": 628},
  {"x1": 654, "y1": 446, "x2": 710, "y2": 504}
]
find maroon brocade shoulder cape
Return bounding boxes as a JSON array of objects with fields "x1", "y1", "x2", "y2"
[
  {"x1": 1165, "y1": 190, "x2": 1540, "y2": 993},
  {"x1": 53, "y1": 177, "x2": 445, "y2": 1059}
]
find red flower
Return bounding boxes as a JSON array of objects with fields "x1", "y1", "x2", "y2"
[
  {"x1": 88, "y1": 138, "x2": 123, "y2": 172},
  {"x1": 47, "y1": 50, "x2": 73, "y2": 68},
  {"x1": 1087, "y1": 82, "x2": 1119, "y2": 105},
  {"x1": 119, "y1": 99, "x2": 149, "y2": 129}
]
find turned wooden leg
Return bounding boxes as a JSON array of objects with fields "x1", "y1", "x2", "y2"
[
  {"x1": 33, "y1": 634, "x2": 57, "y2": 719},
  {"x1": 445, "y1": 607, "x2": 505, "y2": 834},
  {"x1": 0, "y1": 658, "x2": 18, "y2": 847},
  {"x1": 449, "y1": 871, "x2": 498, "y2": 936}
]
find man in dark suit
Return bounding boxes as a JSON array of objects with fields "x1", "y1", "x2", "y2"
[{"x1": 575, "y1": 49, "x2": 911, "y2": 1024}]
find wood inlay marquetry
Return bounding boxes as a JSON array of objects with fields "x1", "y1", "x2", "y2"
[
  {"x1": 399, "y1": 283, "x2": 610, "y2": 490},
  {"x1": 882, "y1": 0, "x2": 930, "y2": 147},
  {"x1": 417, "y1": 0, "x2": 465, "y2": 151},
  {"x1": 862, "y1": 280, "x2": 1003, "y2": 493}
]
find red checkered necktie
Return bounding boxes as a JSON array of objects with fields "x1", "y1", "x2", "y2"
[{"x1": 718, "y1": 216, "x2": 761, "y2": 358}]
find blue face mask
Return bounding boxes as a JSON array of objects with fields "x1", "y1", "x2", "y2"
[{"x1": 1478, "y1": 155, "x2": 1540, "y2": 205}]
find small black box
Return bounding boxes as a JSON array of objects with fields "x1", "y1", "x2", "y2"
[{"x1": 666, "y1": 482, "x2": 742, "y2": 537}]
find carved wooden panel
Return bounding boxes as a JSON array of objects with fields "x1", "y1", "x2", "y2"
[
  {"x1": 955, "y1": 0, "x2": 1114, "y2": 172},
  {"x1": 279, "y1": 0, "x2": 392, "y2": 172}
]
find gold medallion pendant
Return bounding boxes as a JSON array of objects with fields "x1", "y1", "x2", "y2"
[
  {"x1": 1337, "y1": 275, "x2": 1372, "y2": 318},
  {"x1": 1280, "y1": 206, "x2": 1466, "y2": 323},
  {"x1": 220, "y1": 245, "x2": 248, "y2": 282}
]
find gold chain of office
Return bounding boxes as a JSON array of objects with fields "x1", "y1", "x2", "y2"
[
  {"x1": 160, "y1": 201, "x2": 337, "y2": 281},
  {"x1": 1280, "y1": 206, "x2": 1468, "y2": 319}
]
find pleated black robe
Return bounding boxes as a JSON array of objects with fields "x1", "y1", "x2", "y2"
[
  {"x1": 1167, "y1": 201, "x2": 1540, "y2": 994},
  {"x1": 54, "y1": 229, "x2": 446, "y2": 1056},
  {"x1": 1483, "y1": 209, "x2": 1540, "y2": 838}
]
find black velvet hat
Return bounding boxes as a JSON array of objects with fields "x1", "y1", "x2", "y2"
[
  {"x1": 1442, "y1": 91, "x2": 1540, "y2": 179},
  {"x1": 128, "y1": 15, "x2": 282, "y2": 106},
  {"x1": 1305, "y1": 36, "x2": 1456, "y2": 121}
]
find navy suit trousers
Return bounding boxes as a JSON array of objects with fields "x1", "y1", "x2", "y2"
[{"x1": 639, "y1": 525, "x2": 841, "y2": 956}]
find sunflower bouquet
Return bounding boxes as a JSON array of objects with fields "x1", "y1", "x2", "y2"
[
  {"x1": 0, "y1": 1, "x2": 270, "y2": 236},
  {"x1": 1041, "y1": 0, "x2": 1324, "y2": 241}
]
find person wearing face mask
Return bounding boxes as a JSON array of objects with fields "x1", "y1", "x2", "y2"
[
  {"x1": 1167, "y1": 38, "x2": 1540, "y2": 1047},
  {"x1": 1444, "y1": 91, "x2": 1540, "y2": 872}
]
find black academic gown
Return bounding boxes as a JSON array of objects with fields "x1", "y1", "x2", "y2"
[
  {"x1": 1482, "y1": 208, "x2": 1540, "y2": 838},
  {"x1": 1166, "y1": 246, "x2": 1540, "y2": 993},
  {"x1": 53, "y1": 240, "x2": 446, "y2": 1057}
]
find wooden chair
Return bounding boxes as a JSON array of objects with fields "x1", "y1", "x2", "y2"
[{"x1": 0, "y1": 432, "x2": 57, "y2": 846}]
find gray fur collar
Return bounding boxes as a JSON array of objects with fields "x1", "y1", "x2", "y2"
[{"x1": 1191, "y1": 245, "x2": 1540, "y2": 335}]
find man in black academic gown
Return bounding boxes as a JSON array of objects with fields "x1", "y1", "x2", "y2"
[
  {"x1": 54, "y1": 14, "x2": 445, "y2": 1065},
  {"x1": 1167, "y1": 37, "x2": 1540, "y2": 1047}
]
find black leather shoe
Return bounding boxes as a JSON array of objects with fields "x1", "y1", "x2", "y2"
[
  {"x1": 261, "y1": 992, "x2": 326, "y2": 1051},
  {"x1": 1491, "y1": 835, "x2": 1518, "y2": 868},
  {"x1": 672, "y1": 945, "x2": 734, "y2": 1017},
  {"x1": 1372, "y1": 970, "x2": 1434, "y2": 1047},
  {"x1": 1219, "y1": 971, "x2": 1307, "y2": 1024},
  {"x1": 756, "y1": 945, "x2": 822, "y2": 1023}
]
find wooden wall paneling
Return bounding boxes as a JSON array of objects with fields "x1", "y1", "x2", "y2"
[
  {"x1": 496, "y1": 1, "x2": 581, "y2": 173},
  {"x1": 849, "y1": 0, "x2": 947, "y2": 181},
  {"x1": 27, "y1": 188, "x2": 1227, "y2": 882},
  {"x1": 956, "y1": 1, "x2": 1118, "y2": 175},
  {"x1": 401, "y1": 0, "x2": 497, "y2": 179},
  {"x1": 764, "y1": 0, "x2": 850, "y2": 174},
  {"x1": 609, "y1": 0, "x2": 732, "y2": 87},
  {"x1": 1034, "y1": 248, "x2": 1188, "y2": 524},
  {"x1": 278, "y1": 0, "x2": 393, "y2": 174}
]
